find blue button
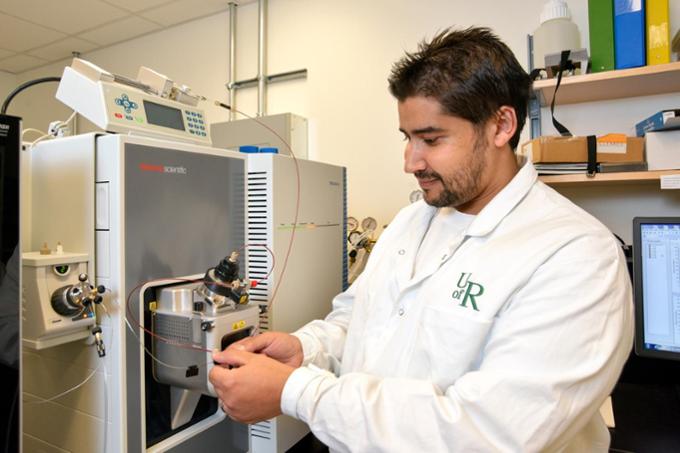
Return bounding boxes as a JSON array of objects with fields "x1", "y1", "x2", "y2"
[{"x1": 115, "y1": 94, "x2": 138, "y2": 114}]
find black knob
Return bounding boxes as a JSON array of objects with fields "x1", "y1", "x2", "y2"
[
  {"x1": 97, "y1": 285, "x2": 106, "y2": 294},
  {"x1": 51, "y1": 285, "x2": 84, "y2": 317}
]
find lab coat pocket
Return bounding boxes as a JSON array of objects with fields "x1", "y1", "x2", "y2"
[{"x1": 417, "y1": 306, "x2": 493, "y2": 389}]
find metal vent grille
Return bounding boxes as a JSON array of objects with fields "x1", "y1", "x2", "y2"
[
  {"x1": 342, "y1": 167, "x2": 349, "y2": 291},
  {"x1": 251, "y1": 419, "x2": 272, "y2": 440},
  {"x1": 153, "y1": 314, "x2": 191, "y2": 343},
  {"x1": 247, "y1": 170, "x2": 272, "y2": 332}
]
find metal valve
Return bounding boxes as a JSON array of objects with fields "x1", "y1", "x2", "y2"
[
  {"x1": 198, "y1": 251, "x2": 250, "y2": 309},
  {"x1": 51, "y1": 273, "x2": 105, "y2": 317},
  {"x1": 91, "y1": 326, "x2": 106, "y2": 357}
]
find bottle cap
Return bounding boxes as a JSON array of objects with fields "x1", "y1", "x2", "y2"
[
  {"x1": 540, "y1": 0, "x2": 570, "y2": 24},
  {"x1": 259, "y1": 147, "x2": 279, "y2": 154},
  {"x1": 239, "y1": 145, "x2": 259, "y2": 153}
]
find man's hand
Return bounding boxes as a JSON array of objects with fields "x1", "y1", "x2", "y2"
[
  {"x1": 227, "y1": 331, "x2": 304, "y2": 367},
  {"x1": 210, "y1": 348, "x2": 295, "y2": 424}
]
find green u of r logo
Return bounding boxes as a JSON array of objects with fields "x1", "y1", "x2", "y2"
[{"x1": 452, "y1": 272, "x2": 484, "y2": 311}]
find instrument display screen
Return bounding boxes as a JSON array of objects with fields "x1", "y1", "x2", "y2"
[{"x1": 143, "y1": 100, "x2": 185, "y2": 131}]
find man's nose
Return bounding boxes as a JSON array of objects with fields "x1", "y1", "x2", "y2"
[{"x1": 404, "y1": 142, "x2": 426, "y2": 174}]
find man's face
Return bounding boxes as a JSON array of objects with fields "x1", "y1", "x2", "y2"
[{"x1": 399, "y1": 96, "x2": 489, "y2": 209}]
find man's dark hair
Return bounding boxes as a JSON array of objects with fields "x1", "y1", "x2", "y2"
[{"x1": 388, "y1": 27, "x2": 531, "y2": 150}]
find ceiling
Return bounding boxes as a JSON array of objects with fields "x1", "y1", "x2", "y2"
[{"x1": 0, "y1": 0, "x2": 253, "y2": 74}]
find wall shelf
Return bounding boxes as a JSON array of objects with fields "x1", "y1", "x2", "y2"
[
  {"x1": 539, "y1": 170, "x2": 680, "y2": 187},
  {"x1": 533, "y1": 61, "x2": 680, "y2": 107}
]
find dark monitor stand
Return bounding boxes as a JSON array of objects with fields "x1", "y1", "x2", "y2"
[
  {"x1": 610, "y1": 353, "x2": 680, "y2": 452},
  {"x1": 0, "y1": 113, "x2": 21, "y2": 453},
  {"x1": 608, "y1": 219, "x2": 680, "y2": 453}
]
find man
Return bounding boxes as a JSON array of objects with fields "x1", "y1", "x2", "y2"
[{"x1": 210, "y1": 27, "x2": 633, "y2": 452}]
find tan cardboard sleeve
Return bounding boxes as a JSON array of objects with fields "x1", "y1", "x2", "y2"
[{"x1": 520, "y1": 136, "x2": 644, "y2": 163}]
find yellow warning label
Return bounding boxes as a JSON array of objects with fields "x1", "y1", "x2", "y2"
[{"x1": 232, "y1": 320, "x2": 246, "y2": 330}]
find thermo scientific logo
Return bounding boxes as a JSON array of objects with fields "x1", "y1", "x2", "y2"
[{"x1": 139, "y1": 163, "x2": 187, "y2": 175}]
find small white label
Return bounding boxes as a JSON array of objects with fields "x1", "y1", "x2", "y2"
[
  {"x1": 660, "y1": 174, "x2": 680, "y2": 189},
  {"x1": 597, "y1": 141, "x2": 626, "y2": 154}
]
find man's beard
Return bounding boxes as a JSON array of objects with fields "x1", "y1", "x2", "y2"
[{"x1": 415, "y1": 136, "x2": 487, "y2": 208}]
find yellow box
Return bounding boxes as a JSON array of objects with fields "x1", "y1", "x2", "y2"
[{"x1": 647, "y1": 0, "x2": 671, "y2": 65}]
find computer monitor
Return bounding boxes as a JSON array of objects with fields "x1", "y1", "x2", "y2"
[{"x1": 633, "y1": 217, "x2": 680, "y2": 361}]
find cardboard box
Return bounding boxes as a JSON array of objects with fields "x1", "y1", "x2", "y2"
[
  {"x1": 520, "y1": 134, "x2": 645, "y2": 163},
  {"x1": 645, "y1": 130, "x2": 680, "y2": 170}
]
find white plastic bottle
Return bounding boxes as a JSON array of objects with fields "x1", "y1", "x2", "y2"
[{"x1": 532, "y1": 0, "x2": 581, "y2": 70}]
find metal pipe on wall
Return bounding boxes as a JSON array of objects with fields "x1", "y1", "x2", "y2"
[
  {"x1": 228, "y1": 2, "x2": 237, "y2": 120},
  {"x1": 257, "y1": 0, "x2": 267, "y2": 117}
]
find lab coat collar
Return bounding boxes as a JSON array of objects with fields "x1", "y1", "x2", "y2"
[
  {"x1": 465, "y1": 156, "x2": 537, "y2": 238},
  {"x1": 397, "y1": 157, "x2": 536, "y2": 291}
]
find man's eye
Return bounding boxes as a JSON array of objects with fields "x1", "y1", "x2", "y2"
[{"x1": 423, "y1": 137, "x2": 440, "y2": 145}]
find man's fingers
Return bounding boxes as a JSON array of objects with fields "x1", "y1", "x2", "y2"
[
  {"x1": 208, "y1": 362, "x2": 231, "y2": 387},
  {"x1": 227, "y1": 333, "x2": 273, "y2": 353},
  {"x1": 212, "y1": 348, "x2": 256, "y2": 367}
]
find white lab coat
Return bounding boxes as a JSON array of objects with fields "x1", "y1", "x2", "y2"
[{"x1": 281, "y1": 159, "x2": 634, "y2": 452}]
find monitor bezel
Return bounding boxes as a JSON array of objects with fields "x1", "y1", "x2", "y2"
[{"x1": 633, "y1": 216, "x2": 680, "y2": 361}]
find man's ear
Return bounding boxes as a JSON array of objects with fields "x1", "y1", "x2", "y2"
[{"x1": 491, "y1": 106, "x2": 517, "y2": 148}]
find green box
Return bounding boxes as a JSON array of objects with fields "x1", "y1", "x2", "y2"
[{"x1": 589, "y1": 0, "x2": 616, "y2": 72}]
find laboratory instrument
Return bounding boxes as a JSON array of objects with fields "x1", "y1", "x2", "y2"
[
  {"x1": 56, "y1": 58, "x2": 210, "y2": 145},
  {"x1": 26, "y1": 132, "x2": 250, "y2": 453},
  {"x1": 347, "y1": 217, "x2": 377, "y2": 285},
  {"x1": 21, "y1": 57, "x2": 347, "y2": 453},
  {"x1": 361, "y1": 217, "x2": 377, "y2": 233},
  {"x1": 347, "y1": 216, "x2": 359, "y2": 232},
  {"x1": 409, "y1": 190, "x2": 423, "y2": 204},
  {"x1": 21, "y1": 252, "x2": 103, "y2": 350},
  {"x1": 211, "y1": 112, "x2": 308, "y2": 159},
  {"x1": 143, "y1": 252, "x2": 259, "y2": 431},
  {"x1": 239, "y1": 152, "x2": 347, "y2": 452}
]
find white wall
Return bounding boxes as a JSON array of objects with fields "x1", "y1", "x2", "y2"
[
  {"x1": 0, "y1": 71, "x2": 17, "y2": 113},
  {"x1": 11, "y1": 0, "x2": 680, "y2": 229},
  {"x1": 13, "y1": 0, "x2": 651, "y2": 231}
]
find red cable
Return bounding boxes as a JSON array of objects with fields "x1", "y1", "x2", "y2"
[{"x1": 228, "y1": 106, "x2": 301, "y2": 309}]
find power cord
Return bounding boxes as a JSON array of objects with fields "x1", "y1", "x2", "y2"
[{"x1": 1, "y1": 76, "x2": 61, "y2": 115}]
